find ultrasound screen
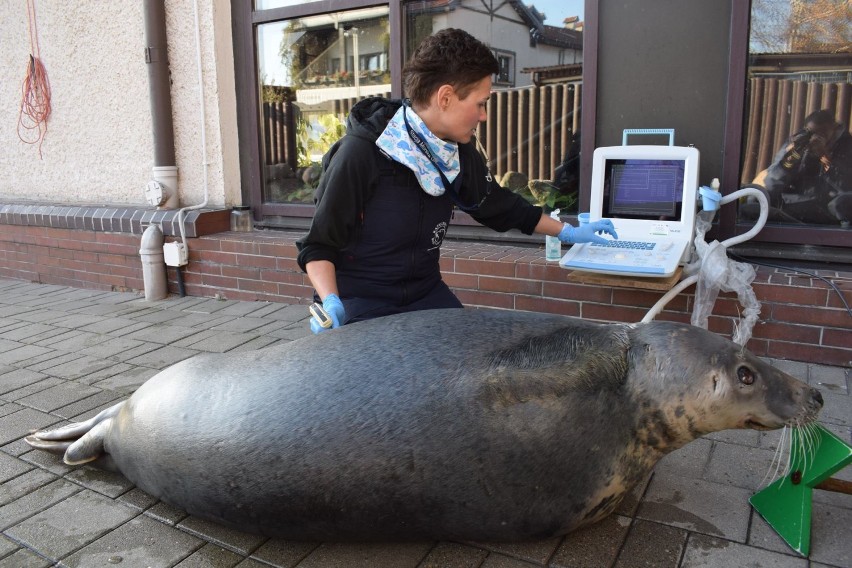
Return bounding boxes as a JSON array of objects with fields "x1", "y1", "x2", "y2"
[{"x1": 603, "y1": 159, "x2": 684, "y2": 220}]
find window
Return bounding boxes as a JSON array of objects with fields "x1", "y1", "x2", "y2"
[
  {"x1": 232, "y1": 1, "x2": 401, "y2": 227},
  {"x1": 738, "y1": 0, "x2": 852, "y2": 231},
  {"x1": 234, "y1": 0, "x2": 583, "y2": 238},
  {"x1": 579, "y1": 0, "x2": 849, "y2": 259},
  {"x1": 256, "y1": 7, "x2": 391, "y2": 205},
  {"x1": 492, "y1": 50, "x2": 515, "y2": 87}
]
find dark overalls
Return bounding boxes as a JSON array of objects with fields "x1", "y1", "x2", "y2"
[{"x1": 334, "y1": 154, "x2": 463, "y2": 324}]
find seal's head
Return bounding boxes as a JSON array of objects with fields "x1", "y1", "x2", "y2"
[{"x1": 628, "y1": 322, "x2": 823, "y2": 451}]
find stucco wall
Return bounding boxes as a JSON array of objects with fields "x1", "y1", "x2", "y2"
[{"x1": 0, "y1": 0, "x2": 239, "y2": 209}]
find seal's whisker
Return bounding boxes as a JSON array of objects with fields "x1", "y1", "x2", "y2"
[
  {"x1": 802, "y1": 422, "x2": 815, "y2": 465},
  {"x1": 794, "y1": 421, "x2": 807, "y2": 476},
  {"x1": 779, "y1": 425, "x2": 793, "y2": 480},
  {"x1": 804, "y1": 421, "x2": 820, "y2": 467},
  {"x1": 760, "y1": 424, "x2": 787, "y2": 488},
  {"x1": 795, "y1": 421, "x2": 820, "y2": 477},
  {"x1": 790, "y1": 420, "x2": 808, "y2": 478},
  {"x1": 799, "y1": 423, "x2": 811, "y2": 466}
]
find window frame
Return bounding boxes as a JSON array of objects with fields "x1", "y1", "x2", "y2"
[
  {"x1": 581, "y1": 0, "x2": 850, "y2": 252},
  {"x1": 232, "y1": 0, "x2": 403, "y2": 225},
  {"x1": 233, "y1": 0, "x2": 568, "y2": 245},
  {"x1": 236, "y1": 1, "x2": 850, "y2": 252},
  {"x1": 492, "y1": 48, "x2": 516, "y2": 88}
]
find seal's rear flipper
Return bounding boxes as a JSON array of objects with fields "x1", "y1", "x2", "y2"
[
  {"x1": 64, "y1": 419, "x2": 112, "y2": 465},
  {"x1": 24, "y1": 400, "x2": 125, "y2": 466},
  {"x1": 23, "y1": 435, "x2": 73, "y2": 455}
]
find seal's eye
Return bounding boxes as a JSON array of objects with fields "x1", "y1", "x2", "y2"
[{"x1": 737, "y1": 366, "x2": 755, "y2": 385}]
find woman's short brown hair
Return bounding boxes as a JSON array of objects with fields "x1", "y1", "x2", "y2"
[{"x1": 403, "y1": 28, "x2": 499, "y2": 107}]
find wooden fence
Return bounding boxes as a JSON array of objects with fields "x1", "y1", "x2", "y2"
[
  {"x1": 262, "y1": 101, "x2": 297, "y2": 168},
  {"x1": 261, "y1": 83, "x2": 580, "y2": 183},
  {"x1": 741, "y1": 77, "x2": 852, "y2": 184},
  {"x1": 479, "y1": 83, "x2": 581, "y2": 182}
]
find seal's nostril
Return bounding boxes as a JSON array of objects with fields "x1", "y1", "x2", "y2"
[{"x1": 813, "y1": 389, "x2": 824, "y2": 407}]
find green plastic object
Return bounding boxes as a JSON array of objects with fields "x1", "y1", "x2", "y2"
[{"x1": 749, "y1": 423, "x2": 852, "y2": 557}]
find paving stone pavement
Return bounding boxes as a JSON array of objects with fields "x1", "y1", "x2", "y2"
[{"x1": 0, "y1": 278, "x2": 848, "y2": 568}]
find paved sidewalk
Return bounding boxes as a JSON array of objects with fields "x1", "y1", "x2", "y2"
[{"x1": 0, "y1": 278, "x2": 848, "y2": 568}]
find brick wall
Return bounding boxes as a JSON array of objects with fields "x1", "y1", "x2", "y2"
[
  {"x1": 0, "y1": 224, "x2": 144, "y2": 292},
  {"x1": 0, "y1": 222, "x2": 849, "y2": 367}
]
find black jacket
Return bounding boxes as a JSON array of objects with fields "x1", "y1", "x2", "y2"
[{"x1": 296, "y1": 98, "x2": 542, "y2": 299}]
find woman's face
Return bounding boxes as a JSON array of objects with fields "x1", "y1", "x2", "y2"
[{"x1": 437, "y1": 76, "x2": 492, "y2": 144}]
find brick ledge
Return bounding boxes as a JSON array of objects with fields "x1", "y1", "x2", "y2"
[{"x1": 0, "y1": 202, "x2": 230, "y2": 237}]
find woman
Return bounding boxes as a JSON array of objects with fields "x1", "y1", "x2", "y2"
[{"x1": 296, "y1": 28, "x2": 616, "y2": 333}]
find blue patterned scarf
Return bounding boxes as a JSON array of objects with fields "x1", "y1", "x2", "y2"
[{"x1": 375, "y1": 105, "x2": 461, "y2": 197}]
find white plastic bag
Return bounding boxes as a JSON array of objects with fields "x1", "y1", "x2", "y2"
[{"x1": 686, "y1": 212, "x2": 761, "y2": 345}]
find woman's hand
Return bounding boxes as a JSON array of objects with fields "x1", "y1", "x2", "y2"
[{"x1": 558, "y1": 220, "x2": 618, "y2": 245}]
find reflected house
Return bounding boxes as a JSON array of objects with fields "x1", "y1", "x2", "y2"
[
  {"x1": 406, "y1": 0, "x2": 582, "y2": 89},
  {"x1": 282, "y1": 0, "x2": 583, "y2": 100},
  {"x1": 290, "y1": 7, "x2": 392, "y2": 106},
  {"x1": 260, "y1": 6, "x2": 394, "y2": 201}
]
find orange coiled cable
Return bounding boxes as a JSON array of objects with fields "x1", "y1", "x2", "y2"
[{"x1": 17, "y1": 0, "x2": 51, "y2": 159}]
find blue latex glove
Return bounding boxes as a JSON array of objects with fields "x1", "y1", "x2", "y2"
[
  {"x1": 558, "y1": 220, "x2": 618, "y2": 245},
  {"x1": 310, "y1": 293, "x2": 346, "y2": 334}
]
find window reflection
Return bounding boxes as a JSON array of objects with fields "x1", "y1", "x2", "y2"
[
  {"x1": 739, "y1": 0, "x2": 851, "y2": 228},
  {"x1": 403, "y1": 2, "x2": 584, "y2": 214},
  {"x1": 257, "y1": 7, "x2": 391, "y2": 204}
]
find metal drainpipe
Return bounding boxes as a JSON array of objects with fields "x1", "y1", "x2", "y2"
[
  {"x1": 144, "y1": 0, "x2": 179, "y2": 209},
  {"x1": 139, "y1": 224, "x2": 168, "y2": 301}
]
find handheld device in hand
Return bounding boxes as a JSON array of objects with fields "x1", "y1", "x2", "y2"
[{"x1": 309, "y1": 303, "x2": 332, "y2": 329}]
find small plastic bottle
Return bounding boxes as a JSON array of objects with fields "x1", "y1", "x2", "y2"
[
  {"x1": 545, "y1": 209, "x2": 562, "y2": 261},
  {"x1": 698, "y1": 178, "x2": 722, "y2": 212},
  {"x1": 230, "y1": 206, "x2": 253, "y2": 232}
]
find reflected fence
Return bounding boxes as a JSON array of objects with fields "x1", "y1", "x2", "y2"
[
  {"x1": 479, "y1": 82, "x2": 581, "y2": 182},
  {"x1": 741, "y1": 76, "x2": 852, "y2": 184},
  {"x1": 263, "y1": 78, "x2": 852, "y2": 191},
  {"x1": 261, "y1": 82, "x2": 581, "y2": 184}
]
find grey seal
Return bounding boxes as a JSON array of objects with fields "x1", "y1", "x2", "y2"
[{"x1": 25, "y1": 309, "x2": 823, "y2": 541}]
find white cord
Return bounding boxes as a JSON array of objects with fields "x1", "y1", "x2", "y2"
[
  {"x1": 176, "y1": 0, "x2": 210, "y2": 250},
  {"x1": 641, "y1": 186, "x2": 769, "y2": 323}
]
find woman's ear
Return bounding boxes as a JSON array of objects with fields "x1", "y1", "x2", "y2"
[{"x1": 434, "y1": 84, "x2": 455, "y2": 111}]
